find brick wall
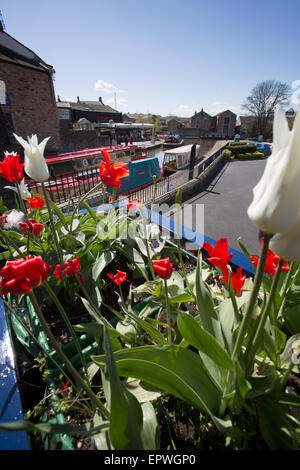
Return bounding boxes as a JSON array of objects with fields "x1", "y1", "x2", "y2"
[{"x1": 0, "y1": 60, "x2": 61, "y2": 153}]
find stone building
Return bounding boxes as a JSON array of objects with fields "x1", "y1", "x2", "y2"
[
  {"x1": 211, "y1": 110, "x2": 237, "y2": 137},
  {"x1": 0, "y1": 21, "x2": 60, "y2": 153},
  {"x1": 167, "y1": 118, "x2": 185, "y2": 135},
  {"x1": 190, "y1": 109, "x2": 212, "y2": 133},
  {"x1": 186, "y1": 108, "x2": 236, "y2": 137}
]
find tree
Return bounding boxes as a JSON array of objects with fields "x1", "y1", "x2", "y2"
[
  {"x1": 155, "y1": 117, "x2": 162, "y2": 133},
  {"x1": 242, "y1": 80, "x2": 291, "y2": 137}
]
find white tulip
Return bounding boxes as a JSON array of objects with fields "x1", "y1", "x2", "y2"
[
  {"x1": 269, "y1": 217, "x2": 300, "y2": 261},
  {"x1": 247, "y1": 108, "x2": 300, "y2": 234},
  {"x1": 13, "y1": 133, "x2": 50, "y2": 182},
  {"x1": 5, "y1": 178, "x2": 31, "y2": 200}
]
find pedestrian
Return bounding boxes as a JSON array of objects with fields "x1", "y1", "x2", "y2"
[
  {"x1": 125, "y1": 135, "x2": 128, "y2": 146},
  {"x1": 129, "y1": 135, "x2": 133, "y2": 145}
]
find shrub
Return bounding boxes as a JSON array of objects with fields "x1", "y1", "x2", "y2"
[
  {"x1": 227, "y1": 144, "x2": 257, "y2": 156},
  {"x1": 222, "y1": 149, "x2": 233, "y2": 160}
]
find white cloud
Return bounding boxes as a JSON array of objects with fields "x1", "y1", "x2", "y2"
[
  {"x1": 170, "y1": 104, "x2": 194, "y2": 117},
  {"x1": 94, "y1": 79, "x2": 125, "y2": 94}
]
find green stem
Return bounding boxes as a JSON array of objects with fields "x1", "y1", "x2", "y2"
[
  {"x1": 277, "y1": 262, "x2": 299, "y2": 321},
  {"x1": 70, "y1": 180, "x2": 104, "y2": 236},
  {"x1": 41, "y1": 183, "x2": 64, "y2": 265},
  {"x1": 140, "y1": 204, "x2": 156, "y2": 280},
  {"x1": 164, "y1": 278, "x2": 172, "y2": 344},
  {"x1": 0, "y1": 227, "x2": 25, "y2": 259},
  {"x1": 245, "y1": 259, "x2": 283, "y2": 372},
  {"x1": 176, "y1": 202, "x2": 193, "y2": 297},
  {"x1": 43, "y1": 280, "x2": 90, "y2": 383},
  {"x1": 279, "y1": 362, "x2": 294, "y2": 390},
  {"x1": 16, "y1": 182, "x2": 27, "y2": 217},
  {"x1": 148, "y1": 175, "x2": 157, "y2": 223},
  {"x1": 28, "y1": 290, "x2": 109, "y2": 419},
  {"x1": 232, "y1": 233, "x2": 272, "y2": 362},
  {"x1": 75, "y1": 274, "x2": 113, "y2": 330}
]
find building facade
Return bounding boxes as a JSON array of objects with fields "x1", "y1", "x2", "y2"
[{"x1": 0, "y1": 22, "x2": 61, "y2": 153}]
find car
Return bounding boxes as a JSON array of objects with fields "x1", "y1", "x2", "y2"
[{"x1": 248, "y1": 142, "x2": 272, "y2": 157}]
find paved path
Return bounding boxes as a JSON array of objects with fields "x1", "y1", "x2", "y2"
[{"x1": 180, "y1": 159, "x2": 267, "y2": 255}]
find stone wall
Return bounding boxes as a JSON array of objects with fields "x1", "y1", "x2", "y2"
[
  {"x1": 0, "y1": 60, "x2": 61, "y2": 153},
  {"x1": 59, "y1": 129, "x2": 110, "y2": 152}
]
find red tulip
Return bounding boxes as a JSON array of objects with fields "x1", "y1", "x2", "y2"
[
  {"x1": 26, "y1": 195, "x2": 45, "y2": 209},
  {"x1": 250, "y1": 239, "x2": 290, "y2": 275},
  {"x1": 126, "y1": 198, "x2": 141, "y2": 213},
  {"x1": 107, "y1": 270, "x2": 127, "y2": 285},
  {"x1": 0, "y1": 255, "x2": 51, "y2": 295},
  {"x1": 0, "y1": 215, "x2": 8, "y2": 226},
  {"x1": 19, "y1": 219, "x2": 44, "y2": 238},
  {"x1": 54, "y1": 257, "x2": 84, "y2": 284},
  {"x1": 0, "y1": 153, "x2": 24, "y2": 183},
  {"x1": 202, "y1": 238, "x2": 233, "y2": 269},
  {"x1": 152, "y1": 257, "x2": 175, "y2": 280},
  {"x1": 99, "y1": 150, "x2": 129, "y2": 189},
  {"x1": 219, "y1": 266, "x2": 246, "y2": 295}
]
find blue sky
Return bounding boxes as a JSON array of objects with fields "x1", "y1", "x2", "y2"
[{"x1": 2, "y1": 0, "x2": 300, "y2": 117}]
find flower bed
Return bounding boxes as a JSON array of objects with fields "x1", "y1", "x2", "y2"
[{"x1": 0, "y1": 120, "x2": 300, "y2": 451}]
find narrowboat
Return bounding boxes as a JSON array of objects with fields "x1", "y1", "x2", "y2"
[
  {"x1": 107, "y1": 156, "x2": 163, "y2": 197},
  {"x1": 163, "y1": 144, "x2": 201, "y2": 176},
  {"x1": 26, "y1": 147, "x2": 162, "y2": 204},
  {"x1": 45, "y1": 144, "x2": 147, "y2": 178},
  {"x1": 163, "y1": 134, "x2": 183, "y2": 149}
]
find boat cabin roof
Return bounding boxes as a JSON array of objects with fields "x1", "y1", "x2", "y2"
[
  {"x1": 46, "y1": 145, "x2": 140, "y2": 164},
  {"x1": 164, "y1": 144, "x2": 200, "y2": 155}
]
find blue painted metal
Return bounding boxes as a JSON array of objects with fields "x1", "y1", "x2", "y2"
[
  {"x1": 0, "y1": 299, "x2": 29, "y2": 450},
  {"x1": 82, "y1": 202, "x2": 254, "y2": 275},
  {"x1": 146, "y1": 208, "x2": 254, "y2": 275}
]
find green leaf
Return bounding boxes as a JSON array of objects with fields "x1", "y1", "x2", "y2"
[
  {"x1": 283, "y1": 304, "x2": 300, "y2": 335},
  {"x1": 140, "y1": 402, "x2": 160, "y2": 450},
  {"x1": 256, "y1": 394, "x2": 299, "y2": 449},
  {"x1": 91, "y1": 344, "x2": 222, "y2": 416},
  {"x1": 103, "y1": 327, "x2": 144, "y2": 450},
  {"x1": 195, "y1": 252, "x2": 224, "y2": 346},
  {"x1": 93, "y1": 412, "x2": 112, "y2": 450},
  {"x1": 0, "y1": 419, "x2": 109, "y2": 437},
  {"x1": 48, "y1": 199, "x2": 68, "y2": 229},
  {"x1": 177, "y1": 312, "x2": 234, "y2": 371},
  {"x1": 116, "y1": 244, "x2": 149, "y2": 281},
  {"x1": 125, "y1": 305, "x2": 167, "y2": 345},
  {"x1": 92, "y1": 251, "x2": 115, "y2": 282},
  {"x1": 124, "y1": 378, "x2": 162, "y2": 403}
]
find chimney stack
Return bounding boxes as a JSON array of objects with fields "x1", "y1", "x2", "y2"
[
  {"x1": 77, "y1": 96, "x2": 80, "y2": 103},
  {"x1": 99, "y1": 96, "x2": 104, "y2": 104}
]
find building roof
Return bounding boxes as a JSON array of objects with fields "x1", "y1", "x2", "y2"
[
  {"x1": 57, "y1": 98, "x2": 118, "y2": 114},
  {"x1": 215, "y1": 109, "x2": 237, "y2": 117},
  {"x1": 0, "y1": 31, "x2": 53, "y2": 73}
]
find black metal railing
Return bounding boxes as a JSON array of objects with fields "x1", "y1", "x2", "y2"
[{"x1": 26, "y1": 145, "x2": 225, "y2": 208}]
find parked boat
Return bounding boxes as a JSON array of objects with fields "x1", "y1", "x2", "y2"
[
  {"x1": 163, "y1": 144, "x2": 201, "y2": 176},
  {"x1": 163, "y1": 134, "x2": 183, "y2": 149},
  {"x1": 45, "y1": 144, "x2": 147, "y2": 178},
  {"x1": 26, "y1": 147, "x2": 162, "y2": 204},
  {"x1": 108, "y1": 156, "x2": 163, "y2": 197}
]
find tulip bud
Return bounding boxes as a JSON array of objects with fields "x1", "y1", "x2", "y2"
[{"x1": 247, "y1": 108, "x2": 300, "y2": 235}]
